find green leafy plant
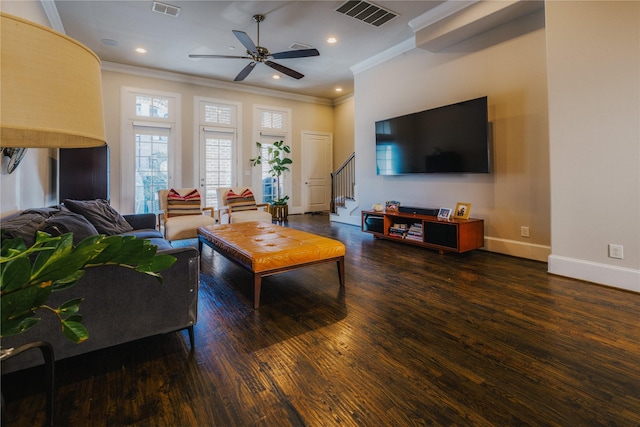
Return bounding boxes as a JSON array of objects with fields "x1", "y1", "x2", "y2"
[
  {"x1": 0, "y1": 232, "x2": 176, "y2": 343},
  {"x1": 250, "y1": 140, "x2": 292, "y2": 205}
]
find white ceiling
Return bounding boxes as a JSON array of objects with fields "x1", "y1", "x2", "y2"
[{"x1": 52, "y1": 1, "x2": 445, "y2": 100}]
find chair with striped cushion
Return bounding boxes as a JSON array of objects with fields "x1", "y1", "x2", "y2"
[
  {"x1": 158, "y1": 188, "x2": 216, "y2": 241},
  {"x1": 216, "y1": 187, "x2": 272, "y2": 224}
]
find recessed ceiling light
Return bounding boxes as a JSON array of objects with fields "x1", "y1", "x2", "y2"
[
  {"x1": 272, "y1": 75, "x2": 281, "y2": 80},
  {"x1": 335, "y1": 87, "x2": 343, "y2": 92},
  {"x1": 327, "y1": 37, "x2": 338, "y2": 44},
  {"x1": 135, "y1": 47, "x2": 147, "y2": 54}
]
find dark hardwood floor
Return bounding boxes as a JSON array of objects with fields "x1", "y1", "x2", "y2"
[{"x1": 3, "y1": 213, "x2": 640, "y2": 426}]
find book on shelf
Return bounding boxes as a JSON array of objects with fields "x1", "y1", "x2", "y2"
[
  {"x1": 388, "y1": 227, "x2": 407, "y2": 238},
  {"x1": 389, "y1": 222, "x2": 424, "y2": 239},
  {"x1": 406, "y1": 223, "x2": 423, "y2": 239}
]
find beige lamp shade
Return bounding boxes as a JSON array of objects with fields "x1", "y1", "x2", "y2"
[{"x1": 1, "y1": 13, "x2": 106, "y2": 148}]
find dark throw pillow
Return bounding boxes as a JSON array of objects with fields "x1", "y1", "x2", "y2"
[
  {"x1": 0, "y1": 212, "x2": 47, "y2": 247},
  {"x1": 41, "y1": 211, "x2": 99, "y2": 245},
  {"x1": 63, "y1": 199, "x2": 133, "y2": 235}
]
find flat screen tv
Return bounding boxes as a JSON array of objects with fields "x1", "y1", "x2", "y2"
[{"x1": 375, "y1": 96, "x2": 490, "y2": 175}]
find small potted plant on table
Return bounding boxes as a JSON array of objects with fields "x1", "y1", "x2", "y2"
[{"x1": 251, "y1": 140, "x2": 292, "y2": 221}]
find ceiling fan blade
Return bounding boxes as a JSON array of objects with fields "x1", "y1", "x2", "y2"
[
  {"x1": 234, "y1": 62, "x2": 257, "y2": 81},
  {"x1": 232, "y1": 30, "x2": 258, "y2": 56},
  {"x1": 270, "y1": 48, "x2": 320, "y2": 60},
  {"x1": 265, "y1": 60, "x2": 304, "y2": 80},
  {"x1": 189, "y1": 54, "x2": 251, "y2": 59}
]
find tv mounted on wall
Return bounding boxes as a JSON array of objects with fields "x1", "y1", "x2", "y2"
[{"x1": 375, "y1": 96, "x2": 490, "y2": 175}]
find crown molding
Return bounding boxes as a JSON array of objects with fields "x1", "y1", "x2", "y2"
[
  {"x1": 40, "y1": 0, "x2": 65, "y2": 32},
  {"x1": 408, "y1": 1, "x2": 478, "y2": 32},
  {"x1": 350, "y1": 37, "x2": 416, "y2": 75},
  {"x1": 349, "y1": 1, "x2": 478, "y2": 75},
  {"x1": 333, "y1": 93, "x2": 354, "y2": 106},
  {"x1": 100, "y1": 61, "x2": 334, "y2": 107}
]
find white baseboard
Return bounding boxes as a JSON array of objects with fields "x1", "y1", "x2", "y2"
[
  {"x1": 548, "y1": 255, "x2": 640, "y2": 293},
  {"x1": 483, "y1": 237, "x2": 550, "y2": 262},
  {"x1": 330, "y1": 213, "x2": 361, "y2": 226}
]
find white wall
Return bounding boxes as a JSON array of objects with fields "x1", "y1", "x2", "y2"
[
  {"x1": 333, "y1": 96, "x2": 355, "y2": 166},
  {"x1": 353, "y1": 10, "x2": 550, "y2": 261},
  {"x1": 546, "y1": 1, "x2": 640, "y2": 292}
]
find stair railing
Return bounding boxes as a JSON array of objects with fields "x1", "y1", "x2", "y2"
[{"x1": 330, "y1": 152, "x2": 355, "y2": 214}]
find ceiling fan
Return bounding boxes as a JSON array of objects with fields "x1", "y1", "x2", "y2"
[{"x1": 189, "y1": 14, "x2": 319, "y2": 82}]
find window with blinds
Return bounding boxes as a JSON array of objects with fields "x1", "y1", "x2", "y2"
[
  {"x1": 197, "y1": 99, "x2": 239, "y2": 208},
  {"x1": 260, "y1": 110, "x2": 285, "y2": 129}
]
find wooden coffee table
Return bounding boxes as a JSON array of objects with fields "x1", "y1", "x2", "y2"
[{"x1": 198, "y1": 222, "x2": 345, "y2": 309}]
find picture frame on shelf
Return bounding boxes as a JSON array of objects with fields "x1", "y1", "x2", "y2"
[
  {"x1": 385, "y1": 200, "x2": 400, "y2": 212},
  {"x1": 437, "y1": 207, "x2": 452, "y2": 220},
  {"x1": 454, "y1": 202, "x2": 471, "y2": 220}
]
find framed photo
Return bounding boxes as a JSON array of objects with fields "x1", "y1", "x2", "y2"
[
  {"x1": 454, "y1": 202, "x2": 471, "y2": 220},
  {"x1": 437, "y1": 207, "x2": 452, "y2": 220},
  {"x1": 385, "y1": 200, "x2": 400, "y2": 212}
]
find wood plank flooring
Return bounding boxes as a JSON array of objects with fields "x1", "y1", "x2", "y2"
[{"x1": 3, "y1": 213, "x2": 640, "y2": 426}]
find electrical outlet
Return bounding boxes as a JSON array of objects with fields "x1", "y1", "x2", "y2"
[
  {"x1": 608, "y1": 244, "x2": 624, "y2": 259},
  {"x1": 520, "y1": 226, "x2": 530, "y2": 238}
]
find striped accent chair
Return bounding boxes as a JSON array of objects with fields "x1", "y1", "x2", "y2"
[
  {"x1": 158, "y1": 188, "x2": 215, "y2": 241},
  {"x1": 216, "y1": 187, "x2": 272, "y2": 224}
]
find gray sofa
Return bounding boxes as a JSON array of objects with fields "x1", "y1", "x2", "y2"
[{"x1": 0, "y1": 201, "x2": 199, "y2": 373}]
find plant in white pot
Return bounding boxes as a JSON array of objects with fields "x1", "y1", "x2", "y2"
[{"x1": 250, "y1": 140, "x2": 292, "y2": 221}]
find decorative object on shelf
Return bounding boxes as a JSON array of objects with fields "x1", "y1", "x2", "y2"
[
  {"x1": 0, "y1": 232, "x2": 176, "y2": 344},
  {"x1": 250, "y1": 140, "x2": 292, "y2": 221},
  {"x1": 1, "y1": 13, "x2": 107, "y2": 171},
  {"x1": 385, "y1": 200, "x2": 400, "y2": 212},
  {"x1": 372, "y1": 203, "x2": 384, "y2": 212},
  {"x1": 454, "y1": 202, "x2": 472, "y2": 220},
  {"x1": 437, "y1": 208, "x2": 452, "y2": 220}
]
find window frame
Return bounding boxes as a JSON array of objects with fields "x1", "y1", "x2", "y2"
[
  {"x1": 252, "y1": 105, "x2": 292, "y2": 204},
  {"x1": 120, "y1": 87, "x2": 181, "y2": 213}
]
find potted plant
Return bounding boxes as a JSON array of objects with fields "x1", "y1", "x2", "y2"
[
  {"x1": 250, "y1": 140, "x2": 292, "y2": 221},
  {"x1": 1, "y1": 232, "x2": 176, "y2": 344}
]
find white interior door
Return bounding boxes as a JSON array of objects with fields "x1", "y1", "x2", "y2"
[{"x1": 302, "y1": 131, "x2": 333, "y2": 213}]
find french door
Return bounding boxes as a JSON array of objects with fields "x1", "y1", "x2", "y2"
[{"x1": 199, "y1": 127, "x2": 236, "y2": 209}]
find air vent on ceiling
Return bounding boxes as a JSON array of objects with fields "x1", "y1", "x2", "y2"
[
  {"x1": 336, "y1": 1, "x2": 397, "y2": 27},
  {"x1": 289, "y1": 42, "x2": 311, "y2": 50},
  {"x1": 152, "y1": 1, "x2": 181, "y2": 17}
]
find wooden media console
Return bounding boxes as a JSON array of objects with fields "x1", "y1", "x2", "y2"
[{"x1": 361, "y1": 210, "x2": 484, "y2": 254}]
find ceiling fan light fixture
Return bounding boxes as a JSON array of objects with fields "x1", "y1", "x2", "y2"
[{"x1": 191, "y1": 14, "x2": 320, "y2": 82}]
